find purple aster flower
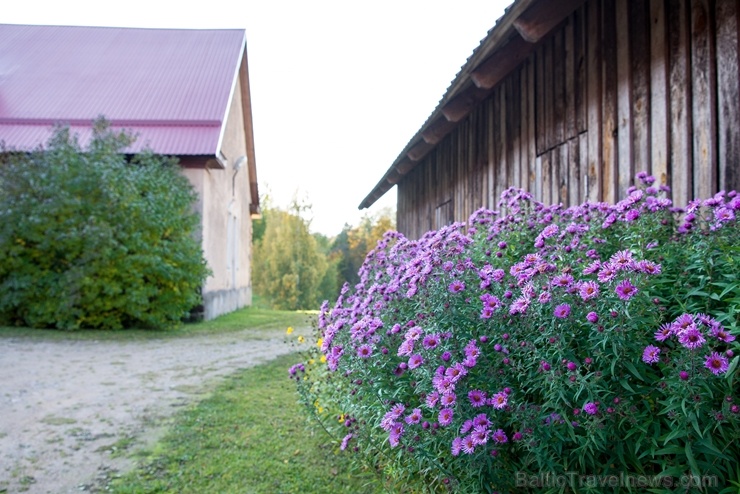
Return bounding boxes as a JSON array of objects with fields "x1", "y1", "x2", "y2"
[
  {"x1": 451, "y1": 437, "x2": 463, "y2": 456},
  {"x1": 636, "y1": 260, "x2": 662, "y2": 275},
  {"x1": 541, "y1": 224, "x2": 559, "y2": 238},
  {"x1": 551, "y1": 274, "x2": 574, "y2": 288},
  {"x1": 678, "y1": 326, "x2": 706, "y2": 350},
  {"x1": 472, "y1": 413, "x2": 491, "y2": 428},
  {"x1": 340, "y1": 433, "x2": 353, "y2": 450},
  {"x1": 440, "y1": 392, "x2": 457, "y2": 407},
  {"x1": 438, "y1": 408, "x2": 454, "y2": 426},
  {"x1": 554, "y1": 303, "x2": 571, "y2": 319},
  {"x1": 408, "y1": 354, "x2": 424, "y2": 369},
  {"x1": 490, "y1": 391, "x2": 508, "y2": 410},
  {"x1": 672, "y1": 313, "x2": 696, "y2": 333},
  {"x1": 461, "y1": 435, "x2": 477, "y2": 454},
  {"x1": 583, "y1": 402, "x2": 598, "y2": 415},
  {"x1": 491, "y1": 429, "x2": 508, "y2": 444},
  {"x1": 538, "y1": 291, "x2": 552, "y2": 304},
  {"x1": 468, "y1": 389, "x2": 487, "y2": 408},
  {"x1": 579, "y1": 281, "x2": 600, "y2": 301},
  {"x1": 425, "y1": 391, "x2": 439, "y2": 408},
  {"x1": 597, "y1": 263, "x2": 618, "y2": 283},
  {"x1": 615, "y1": 279, "x2": 639, "y2": 300},
  {"x1": 509, "y1": 296, "x2": 530, "y2": 315},
  {"x1": 460, "y1": 420, "x2": 474, "y2": 435},
  {"x1": 710, "y1": 326, "x2": 736, "y2": 343},
  {"x1": 679, "y1": 370, "x2": 690, "y2": 380},
  {"x1": 654, "y1": 323, "x2": 673, "y2": 342},
  {"x1": 389, "y1": 403, "x2": 406, "y2": 419},
  {"x1": 449, "y1": 280, "x2": 466, "y2": 293},
  {"x1": 642, "y1": 345, "x2": 661, "y2": 364},
  {"x1": 625, "y1": 209, "x2": 640, "y2": 221},
  {"x1": 397, "y1": 339, "x2": 414, "y2": 357},
  {"x1": 357, "y1": 344, "x2": 373, "y2": 358},
  {"x1": 471, "y1": 426, "x2": 490, "y2": 445},
  {"x1": 405, "y1": 408, "x2": 423, "y2": 424},
  {"x1": 583, "y1": 260, "x2": 602, "y2": 275},
  {"x1": 388, "y1": 423, "x2": 404, "y2": 448},
  {"x1": 586, "y1": 311, "x2": 599, "y2": 323},
  {"x1": 704, "y1": 352, "x2": 729, "y2": 375},
  {"x1": 445, "y1": 363, "x2": 468, "y2": 382},
  {"x1": 422, "y1": 334, "x2": 440, "y2": 349}
]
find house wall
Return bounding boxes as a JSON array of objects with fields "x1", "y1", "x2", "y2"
[
  {"x1": 397, "y1": 0, "x2": 740, "y2": 239},
  {"x1": 181, "y1": 71, "x2": 253, "y2": 320}
]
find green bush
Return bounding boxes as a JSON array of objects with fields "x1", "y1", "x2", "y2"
[
  {"x1": 0, "y1": 119, "x2": 210, "y2": 330},
  {"x1": 291, "y1": 174, "x2": 739, "y2": 493}
]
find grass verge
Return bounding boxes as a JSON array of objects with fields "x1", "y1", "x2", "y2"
[
  {"x1": 0, "y1": 306, "x2": 316, "y2": 342},
  {"x1": 108, "y1": 353, "x2": 385, "y2": 494}
]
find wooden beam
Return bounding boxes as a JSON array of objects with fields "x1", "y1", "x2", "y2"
[
  {"x1": 513, "y1": 0, "x2": 588, "y2": 43},
  {"x1": 407, "y1": 140, "x2": 435, "y2": 162},
  {"x1": 385, "y1": 169, "x2": 401, "y2": 185},
  {"x1": 470, "y1": 34, "x2": 534, "y2": 90},
  {"x1": 421, "y1": 116, "x2": 458, "y2": 145},
  {"x1": 395, "y1": 158, "x2": 416, "y2": 175},
  {"x1": 441, "y1": 85, "x2": 492, "y2": 122}
]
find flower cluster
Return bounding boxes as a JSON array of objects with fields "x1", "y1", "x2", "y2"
[{"x1": 291, "y1": 173, "x2": 739, "y2": 492}]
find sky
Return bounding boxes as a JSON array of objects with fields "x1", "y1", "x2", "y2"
[{"x1": 4, "y1": 0, "x2": 511, "y2": 236}]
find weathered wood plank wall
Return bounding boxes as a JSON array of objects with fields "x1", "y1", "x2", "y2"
[{"x1": 397, "y1": 0, "x2": 740, "y2": 239}]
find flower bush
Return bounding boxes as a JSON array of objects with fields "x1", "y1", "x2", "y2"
[{"x1": 290, "y1": 173, "x2": 739, "y2": 493}]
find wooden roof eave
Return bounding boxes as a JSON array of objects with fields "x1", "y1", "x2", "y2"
[{"x1": 358, "y1": 0, "x2": 587, "y2": 211}]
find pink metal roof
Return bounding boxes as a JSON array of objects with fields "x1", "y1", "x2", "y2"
[{"x1": 0, "y1": 24, "x2": 246, "y2": 155}]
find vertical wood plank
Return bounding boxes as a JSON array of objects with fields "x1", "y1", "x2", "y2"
[
  {"x1": 616, "y1": 0, "x2": 633, "y2": 198},
  {"x1": 631, "y1": 0, "x2": 651, "y2": 175},
  {"x1": 574, "y1": 5, "x2": 588, "y2": 133},
  {"x1": 565, "y1": 16, "x2": 577, "y2": 140},
  {"x1": 691, "y1": 0, "x2": 717, "y2": 201},
  {"x1": 579, "y1": 133, "x2": 589, "y2": 204},
  {"x1": 508, "y1": 72, "x2": 522, "y2": 194},
  {"x1": 487, "y1": 96, "x2": 496, "y2": 209},
  {"x1": 527, "y1": 58, "x2": 538, "y2": 196},
  {"x1": 542, "y1": 150, "x2": 552, "y2": 204},
  {"x1": 559, "y1": 143, "x2": 570, "y2": 204},
  {"x1": 602, "y1": 0, "x2": 619, "y2": 203},
  {"x1": 586, "y1": 0, "x2": 603, "y2": 203},
  {"x1": 535, "y1": 154, "x2": 543, "y2": 201},
  {"x1": 535, "y1": 46, "x2": 547, "y2": 156},
  {"x1": 544, "y1": 38, "x2": 555, "y2": 153},
  {"x1": 497, "y1": 87, "x2": 509, "y2": 203},
  {"x1": 668, "y1": 0, "x2": 692, "y2": 206},
  {"x1": 650, "y1": 0, "x2": 670, "y2": 187},
  {"x1": 554, "y1": 29, "x2": 567, "y2": 147},
  {"x1": 569, "y1": 137, "x2": 581, "y2": 205},
  {"x1": 715, "y1": 0, "x2": 740, "y2": 193}
]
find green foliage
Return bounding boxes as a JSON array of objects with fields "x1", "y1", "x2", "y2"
[
  {"x1": 291, "y1": 176, "x2": 739, "y2": 493},
  {"x1": 0, "y1": 119, "x2": 210, "y2": 330},
  {"x1": 332, "y1": 208, "x2": 396, "y2": 289},
  {"x1": 252, "y1": 202, "x2": 331, "y2": 310}
]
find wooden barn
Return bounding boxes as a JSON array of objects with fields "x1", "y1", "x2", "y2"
[{"x1": 359, "y1": 0, "x2": 740, "y2": 239}]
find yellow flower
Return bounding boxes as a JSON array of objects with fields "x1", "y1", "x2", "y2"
[
  {"x1": 286, "y1": 327, "x2": 294, "y2": 335},
  {"x1": 308, "y1": 359, "x2": 315, "y2": 365},
  {"x1": 316, "y1": 337, "x2": 323, "y2": 348},
  {"x1": 320, "y1": 355, "x2": 327, "y2": 363},
  {"x1": 297, "y1": 335, "x2": 305, "y2": 343}
]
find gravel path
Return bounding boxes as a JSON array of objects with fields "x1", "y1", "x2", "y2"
[{"x1": 0, "y1": 328, "x2": 301, "y2": 494}]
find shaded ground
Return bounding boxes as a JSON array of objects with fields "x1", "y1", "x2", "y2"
[{"x1": 0, "y1": 328, "x2": 302, "y2": 493}]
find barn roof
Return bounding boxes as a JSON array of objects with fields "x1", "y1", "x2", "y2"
[
  {"x1": 0, "y1": 24, "x2": 246, "y2": 157},
  {"x1": 358, "y1": 0, "x2": 586, "y2": 210}
]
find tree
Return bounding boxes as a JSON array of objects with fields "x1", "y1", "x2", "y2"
[
  {"x1": 331, "y1": 208, "x2": 395, "y2": 288},
  {"x1": 252, "y1": 199, "x2": 330, "y2": 310},
  {"x1": 0, "y1": 119, "x2": 210, "y2": 330}
]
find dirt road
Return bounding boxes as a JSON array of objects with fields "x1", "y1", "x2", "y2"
[{"x1": 0, "y1": 329, "x2": 300, "y2": 493}]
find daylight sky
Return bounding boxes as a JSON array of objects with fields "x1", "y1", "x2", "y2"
[{"x1": 4, "y1": 0, "x2": 510, "y2": 236}]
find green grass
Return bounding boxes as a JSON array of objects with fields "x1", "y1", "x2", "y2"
[
  {"x1": 108, "y1": 353, "x2": 386, "y2": 494},
  {"x1": 0, "y1": 305, "x2": 316, "y2": 342}
]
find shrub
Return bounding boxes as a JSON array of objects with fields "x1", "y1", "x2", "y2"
[
  {"x1": 290, "y1": 173, "x2": 739, "y2": 493},
  {"x1": 0, "y1": 119, "x2": 210, "y2": 330}
]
